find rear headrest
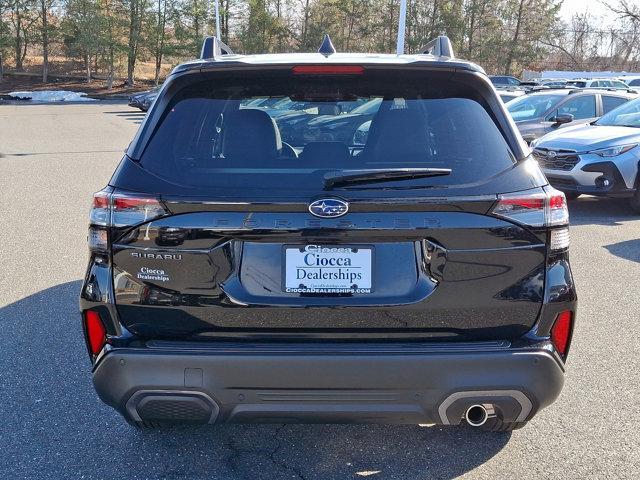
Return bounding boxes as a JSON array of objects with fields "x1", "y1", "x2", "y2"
[
  {"x1": 317, "y1": 104, "x2": 341, "y2": 116},
  {"x1": 300, "y1": 142, "x2": 350, "y2": 167},
  {"x1": 364, "y1": 109, "x2": 429, "y2": 163},
  {"x1": 222, "y1": 109, "x2": 282, "y2": 161}
]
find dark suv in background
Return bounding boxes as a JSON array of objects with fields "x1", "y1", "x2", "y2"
[
  {"x1": 489, "y1": 75, "x2": 522, "y2": 87},
  {"x1": 506, "y1": 88, "x2": 636, "y2": 143},
  {"x1": 81, "y1": 36, "x2": 576, "y2": 432}
]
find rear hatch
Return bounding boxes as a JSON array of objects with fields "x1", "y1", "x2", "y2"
[{"x1": 108, "y1": 66, "x2": 548, "y2": 341}]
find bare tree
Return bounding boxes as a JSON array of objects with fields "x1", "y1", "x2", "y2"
[
  {"x1": 605, "y1": 0, "x2": 640, "y2": 22},
  {"x1": 126, "y1": 0, "x2": 147, "y2": 85},
  {"x1": 151, "y1": 0, "x2": 169, "y2": 84},
  {"x1": 39, "y1": 0, "x2": 53, "y2": 82},
  {"x1": 504, "y1": 0, "x2": 526, "y2": 75},
  {"x1": 0, "y1": 1, "x2": 11, "y2": 79},
  {"x1": 7, "y1": 0, "x2": 38, "y2": 71}
]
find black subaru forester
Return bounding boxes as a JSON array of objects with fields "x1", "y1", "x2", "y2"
[{"x1": 80, "y1": 36, "x2": 576, "y2": 431}]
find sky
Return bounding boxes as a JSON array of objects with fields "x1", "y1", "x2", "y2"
[{"x1": 559, "y1": 0, "x2": 618, "y2": 24}]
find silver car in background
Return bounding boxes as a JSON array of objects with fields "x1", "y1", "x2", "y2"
[
  {"x1": 506, "y1": 89, "x2": 636, "y2": 144},
  {"x1": 531, "y1": 97, "x2": 640, "y2": 211}
]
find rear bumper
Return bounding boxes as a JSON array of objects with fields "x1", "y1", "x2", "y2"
[{"x1": 93, "y1": 342, "x2": 565, "y2": 425}]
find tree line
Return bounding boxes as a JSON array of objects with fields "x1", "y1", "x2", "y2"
[{"x1": 0, "y1": 0, "x2": 638, "y2": 86}]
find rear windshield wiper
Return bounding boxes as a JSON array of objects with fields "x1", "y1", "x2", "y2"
[{"x1": 323, "y1": 168, "x2": 452, "y2": 189}]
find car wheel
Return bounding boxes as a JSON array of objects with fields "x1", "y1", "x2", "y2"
[
  {"x1": 629, "y1": 189, "x2": 640, "y2": 213},
  {"x1": 478, "y1": 417, "x2": 528, "y2": 432}
]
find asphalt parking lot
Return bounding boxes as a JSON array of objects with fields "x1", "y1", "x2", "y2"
[{"x1": 1, "y1": 102, "x2": 639, "y2": 479}]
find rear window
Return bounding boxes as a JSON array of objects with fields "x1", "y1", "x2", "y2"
[
  {"x1": 602, "y1": 95, "x2": 628, "y2": 113},
  {"x1": 507, "y1": 94, "x2": 564, "y2": 121},
  {"x1": 611, "y1": 81, "x2": 629, "y2": 89},
  {"x1": 139, "y1": 69, "x2": 515, "y2": 192},
  {"x1": 595, "y1": 97, "x2": 640, "y2": 127}
]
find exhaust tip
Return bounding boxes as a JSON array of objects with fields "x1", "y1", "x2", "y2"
[{"x1": 465, "y1": 404, "x2": 490, "y2": 427}]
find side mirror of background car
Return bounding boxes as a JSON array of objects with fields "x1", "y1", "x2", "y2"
[{"x1": 549, "y1": 113, "x2": 574, "y2": 126}]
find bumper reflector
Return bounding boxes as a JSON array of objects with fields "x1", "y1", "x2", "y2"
[
  {"x1": 551, "y1": 311, "x2": 573, "y2": 357},
  {"x1": 84, "y1": 310, "x2": 106, "y2": 356}
]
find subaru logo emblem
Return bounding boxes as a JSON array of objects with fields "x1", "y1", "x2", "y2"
[{"x1": 308, "y1": 198, "x2": 349, "y2": 218}]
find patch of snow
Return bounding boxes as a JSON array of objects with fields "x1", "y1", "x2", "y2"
[{"x1": 7, "y1": 90, "x2": 97, "y2": 102}]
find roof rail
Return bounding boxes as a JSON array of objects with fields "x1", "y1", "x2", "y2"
[
  {"x1": 603, "y1": 87, "x2": 638, "y2": 94},
  {"x1": 200, "y1": 36, "x2": 234, "y2": 60},
  {"x1": 528, "y1": 85, "x2": 552, "y2": 92},
  {"x1": 419, "y1": 35, "x2": 455, "y2": 59}
]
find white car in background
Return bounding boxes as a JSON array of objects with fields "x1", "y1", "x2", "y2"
[
  {"x1": 619, "y1": 77, "x2": 640, "y2": 88},
  {"x1": 566, "y1": 78, "x2": 632, "y2": 90}
]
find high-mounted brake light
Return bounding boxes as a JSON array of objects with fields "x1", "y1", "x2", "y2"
[
  {"x1": 83, "y1": 310, "x2": 107, "y2": 356},
  {"x1": 551, "y1": 311, "x2": 573, "y2": 357},
  {"x1": 492, "y1": 187, "x2": 569, "y2": 230},
  {"x1": 292, "y1": 65, "x2": 364, "y2": 75}
]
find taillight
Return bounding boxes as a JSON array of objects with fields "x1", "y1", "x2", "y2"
[
  {"x1": 88, "y1": 190, "x2": 167, "y2": 252},
  {"x1": 88, "y1": 226, "x2": 109, "y2": 252},
  {"x1": 90, "y1": 191, "x2": 111, "y2": 226},
  {"x1": 546, "y1": 190, "x2": 569, "y2": 226},
  {"x1": 491, "y1": 186, "x2": 570, "y2": 250},
  {"x1": 83, "y1": 310, "x2": 107, "y2": 356},
  {"x1": 551, "y1": 310, "x2": 573, "y2": 358},
  {"x1": 492, "y1": 191, "x2": 547, "y2": 226},
  {"x1": 292, "y1": 65, "x2": 364, "y2": 75},
  {"x1": 111, "y1": 193, "x2": 166, "y2": 227},
  {"x1": 549, "y1": 228, "x2": 570, "y2": 251}
]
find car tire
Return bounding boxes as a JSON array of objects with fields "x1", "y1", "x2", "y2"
[
  {"x1": 629, "y1": 189, "x2": 640, "y2": 213},
  {"x1": 478, "y1": 417, "x2": 528, "y2": 432}
]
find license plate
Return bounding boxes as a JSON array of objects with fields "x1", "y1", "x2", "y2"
[{"x1": 284, "y1": 245, "x2": 373, "y2": 294}]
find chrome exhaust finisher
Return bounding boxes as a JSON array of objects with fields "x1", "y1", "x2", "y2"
[
  {"x1": 438, "y1": 390, "x2": 533, "y2": 425},
  {"x1": 465, "y1": 403, "x2": 496, "y2": 427}
]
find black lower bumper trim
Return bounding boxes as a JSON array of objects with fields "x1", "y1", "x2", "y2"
[{"x1": 93, "y1": 344, "x2": 564, "y2": 425}]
